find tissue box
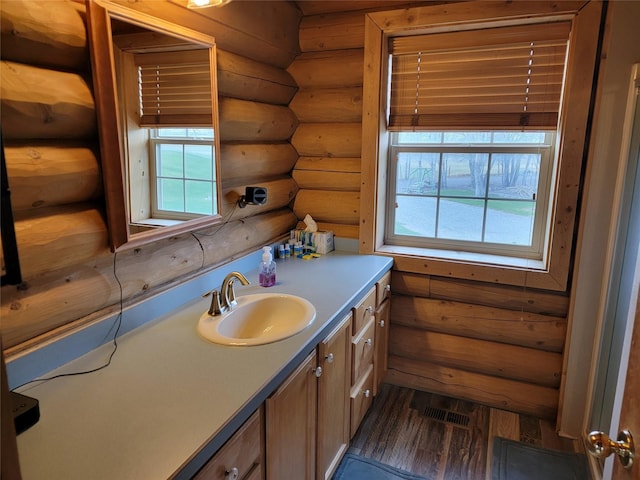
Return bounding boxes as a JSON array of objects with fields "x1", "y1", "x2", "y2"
[{"x1": 290, "y1": 229, "x2": 334, "y2": 254}]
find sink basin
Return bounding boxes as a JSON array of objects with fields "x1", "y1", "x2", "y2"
[{"x1": 197, "y1": 293, "x2": 316, "y2": 346}]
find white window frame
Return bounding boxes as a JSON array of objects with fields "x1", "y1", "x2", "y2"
[
  {"x1": 148, "y1": 129, "x2": 216, "y2": 221},
  {"x1": 385, "y1": 131, "x2": 555, "y2": 260}
]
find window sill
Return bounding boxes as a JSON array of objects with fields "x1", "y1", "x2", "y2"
[
  {"x1": 132, "y1": 218, "x2": 184, "y2": 227},
  {"x1": 377, "y1": 244, "x2": 549, "y2": 288}
]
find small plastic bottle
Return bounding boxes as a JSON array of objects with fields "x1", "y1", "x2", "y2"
[{"x1": 259, "y1": 246, "x2": 276, "y2": 287}]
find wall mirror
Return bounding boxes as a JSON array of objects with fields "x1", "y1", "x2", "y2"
[{"x1": 86, "y1": 0, "x2": 223, "y2": 251}]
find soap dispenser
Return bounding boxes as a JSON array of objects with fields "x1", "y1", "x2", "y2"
[{"x1": 259, "y1": 246, "x2": 276, "y2": 287}]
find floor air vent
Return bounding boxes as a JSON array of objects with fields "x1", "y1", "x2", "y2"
[{"x1": 424, "y1": 406, "x2": 470, "y2": 427}]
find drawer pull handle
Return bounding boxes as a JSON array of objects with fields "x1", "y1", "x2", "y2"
[
  {"x1": 385, "y1": 285, "x2": 391, "y2": 293},
  {"x1": 365, "y1": 306, "x2": 374, "y2": 315},
  {"x1": 325, "y1": 353, "x2": 334, "y2": 363},
  {"x1": 313, "y1": 366, "x2": 323, "y2": 378},
  {"x1": 362, "y1": 389, "x2": 371, "y2": 398},
  {"x1": 225, "y1": 467, "x2": 239, "y2": 479},
  {"x1": 379, "y1": 320, "x2": 385, "y2": 328},
  {"x1": 364, "y1": 338, "x2": 372, "y2": 347}
]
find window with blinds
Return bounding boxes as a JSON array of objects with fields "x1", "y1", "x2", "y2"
[
  {"x1": 388, "y1": 21, "x2": 571, "y2": 131},
  {"x1": 135, "y1": 49, "x2": 212, "y2": 127}
]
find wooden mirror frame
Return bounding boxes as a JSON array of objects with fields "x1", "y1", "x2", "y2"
[{"x1": 86, "y1": 0, "x2": 223, "y2": 251}]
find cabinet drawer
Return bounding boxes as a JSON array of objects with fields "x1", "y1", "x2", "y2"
[
  {"x1": 376, "y1": 271, "x2": 391, "y2": 307},
  {"x1": 195, "y1": 408, "x2": 263, "y2": 480},
  {"x1": 351, "y1": 318, "x2": 375, "y2": 384},
  {"x1": 350, "y1": 364, "x2": 374, "y2": 438},
  {"x1": 352, "y1": 286, "x2": 376, "y2": 335}
]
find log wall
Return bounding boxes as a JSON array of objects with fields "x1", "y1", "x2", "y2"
[
  {"x1": 1, "y1": 0, "x2": 580, "y2": 421},
  {"x1": 292, "y1": 1, "x2": 574, "y2": 420},
  {"x1": 0, "y1": 0, "x2": 300, "y2": 350}
]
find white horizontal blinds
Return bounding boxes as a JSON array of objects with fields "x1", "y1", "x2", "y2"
[
  {"x1": 135, "y1": 49, "x2": 212, "y2": 127},
  {"x1": 388, "y1": 21, "x2": 571, "y2": 130}
]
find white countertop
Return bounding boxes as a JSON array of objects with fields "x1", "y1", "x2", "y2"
[{"x1": 14, "y1": 250, "x2": 392, "y2": 479}]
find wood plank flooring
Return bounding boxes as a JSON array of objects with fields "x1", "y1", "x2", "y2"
[{"x1": 349, "y1": 383, "x2": 585, "y2": 480}]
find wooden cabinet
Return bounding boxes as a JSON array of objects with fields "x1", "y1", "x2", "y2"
[
  {"x1": 374, "y1": 271, "x2": 391, "y2": 396},
  {"x1": 349, "y1": 285, "x2": 377, "y2": 437},
  {"x1": 350, "y1": 364, "x2": 374, "y2": 436},
  {"x1": 374, "y1": 298, "x2": 390, "y2": 396},
  {"x1": 264, "y1": 272, "x2": 390, "y2": 479},
  {"x1": 266, "y1": 314, "x2": 352, "y2": 480},
  {"x1": 352, "y1": 286, "x2": 377, "y2": 335},
  {"x1": 195, "y1": 408, "x2": 264, "y2": 480},
  {"x1": 266, "y1": 351, "x2": 318, "y2": 480},
  {"x1": 317, "y1": 314, "x2": 352, "y2": 480}
]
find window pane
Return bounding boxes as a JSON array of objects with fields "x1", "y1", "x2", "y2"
[
  {"x1": 396, "y1": 152, "x2": 439, "y2": 195},
  {"x1": 437, "y1": 198, "x2": 484, "y2": 241},
  {"x1": 488, "y1": 154, "x2": 540, "y2": 200},
  {"x1": 156, "y1": 128, "x2": 187, "y2": 138},
  {"x1": 397, "y1": 132, "x2": 443, "y2": 144},
  {"x1": 157, "y1": 144, "x2": 183, "y2": 177},
  {"x1": 185, "y1": 144, "x2": 213, "y2": 180},
  {"x1": 157, "y1": 178, "x2": 184, "y2": 212},
  {"x1": 492, "y1": 131, "x2": 546, "y2": 144},
  {"x1": 189, "y1": 128, "x2": 214, "y2": 139},
  {"x1": 185, "y1": 180, "x2": 213, "y2": 215},
  {"x1": 443, "y1": 131, "x2": 492, "y2": 144},
  {"x1": 441, "y1": 153, "x2": 488, "y2": 197},
  {"x1": 485, "y1": 199, "x2": 535, "y2": 246},
  {"x1": 394, "y1": 195, "x2": 437, "y2": 237}
]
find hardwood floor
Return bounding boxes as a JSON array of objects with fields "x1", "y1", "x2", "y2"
[{"x1": 349, "y1": 383, "x2": 585, "y2": 480}]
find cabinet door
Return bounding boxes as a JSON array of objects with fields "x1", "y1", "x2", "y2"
[
  {"x1": 317, "y1": 314, "x2": 352, "y2": 480},
  {"x1": 352, "y1": 286, "x2": 376, "y2": 335},
  {"x1": 194, "y1": 408, "x2": 263, "y2": 480},
  {"x1": 374, "y1": 299, "x2": 390, "y2": 396},
  {"x1": 266, "y1": 351, "x2": 317, "y2": 480}
]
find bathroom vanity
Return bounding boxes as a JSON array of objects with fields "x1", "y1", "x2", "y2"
[{"x1": 11, "y1": 246, "x2": 392, "y2": 479}]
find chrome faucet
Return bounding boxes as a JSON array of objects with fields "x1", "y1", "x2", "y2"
[
  {"x1": 221, "y1": 271, "x2": 250, "y2": 310},
  {"x1": 204, "y1": 271, "x2": 250, "y2": 316},
  {"x1": 204, "y1": 271, "x2": 251, "y2": 316}
]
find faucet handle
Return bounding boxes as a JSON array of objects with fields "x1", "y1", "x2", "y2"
[{"x1": 203, "y1": 289, "x2": 226, "y2": 316}]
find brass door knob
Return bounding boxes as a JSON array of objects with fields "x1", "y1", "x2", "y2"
[{"x1": 586, "y1": 430, "x2": 635, "y2": 469}]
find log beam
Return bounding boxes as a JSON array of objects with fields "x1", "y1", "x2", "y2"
[{"x1": 4, "y1": 144, "x2": 102, "y2": 210}]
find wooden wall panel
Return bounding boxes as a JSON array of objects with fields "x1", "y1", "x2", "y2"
[
  {"x1": 391, "y1": 296, "x2": 567, "y2": 352},
  {"x1": 291, "y1": 123, "x2": 362, "y2": 157},
  {"x1": 292, "y1": 170, "x2": 360, "y2": 191},
  {"x1": 295, "y1": 156, "x2": 361, "y2": 173},
  {"x1": 390, "y1": 325, "x2": 562, "y2": 388},
  {"x1": 287, "y1": 50, "x2": 364, "y2": 88},
  {"x1": 11, "y1": 205, "x2": 108, "y2": 278},
  {"x1": 4, "y1": 145, "x2": 102, "y2": 210},
  {"x1": 219, "y1": 97, "x2": 298, "y2": 142},
  {"x1": 289, "y1": 87, "x2": 363, "y2": 123},
  {"x1": 293, "y1": 190, "x2": 360, "y2": 225},
  {"x1": 392, "y1": 271, "x2": 570, "y2": 317},
  {"x1": 217, "y1": 49, "x2": 297, "y2": 105},
  {"x1": 220, "y1": 143, "x2": 298, "y2": 185},
  {"x1": 387, "y1": 356, "x2": 559, "y2": 420},
  {"x1": 0, "y1": 0, "x2": 88, "y2": 70},
  {"x1": 299, "y1": 11, "x2": 366, "y2": 52},
  {"x1": 1, "y1": 61, "x2": 96, "y2": 139}
]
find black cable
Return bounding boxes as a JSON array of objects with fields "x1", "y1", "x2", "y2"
[{"x1": 13, "y1": 251, "x2": 124, "y2": 390}]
